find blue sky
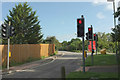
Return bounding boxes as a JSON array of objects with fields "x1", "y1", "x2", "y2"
[{"x1": 1, "y1": 1, "x2": 118, "y2": 42}]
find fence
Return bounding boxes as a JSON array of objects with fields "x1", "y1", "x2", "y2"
[{"x1": 0, "y1": 44, "x2": 55, "y2": 66}]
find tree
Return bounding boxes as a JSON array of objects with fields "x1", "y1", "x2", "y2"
[
  {"x1": 60, "y1": 38, "x2": 82, "y2": 51},
  {"x1": 69, "y1": 38, "x2": 82, "y2": 51},
  {"x1": 97, "y1": 32, "x2": 115, "y2": 52},
  {"x1": 43, "y1": 36, "x2": 61, "y2": 50},
  {"x1": 114, "y1": 7, "x2": 120, "y2": 21},
  {"x1": 3, "y1": 2, "x2": 43, "y2": 44},
  {"x1": 60, "y1": 41, "x2": 68, "y2": 51},
  {"x1": 112, "y1": 6, "x2": 120, "y2": 42},
  {"x1": 111, "y1": 25, "x2": 120, "y2": 42}
]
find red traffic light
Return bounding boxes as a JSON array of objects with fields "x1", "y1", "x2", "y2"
[
  {"x1": 94, "y1": 34, "x2": 96, "y2": 36},
  {"x1": 79, "y1": 20, "x2": 82, "y2": 24},
  {"x1": 88, "y1": 28, "x2": 91, "y2": 31}
]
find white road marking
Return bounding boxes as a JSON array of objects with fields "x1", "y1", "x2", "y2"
[{"x1": 57, "y1": 57, "x2": 81, "y2": 59}]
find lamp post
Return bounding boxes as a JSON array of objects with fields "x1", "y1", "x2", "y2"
[{"x1": 107, "y1": 0, "x2": 117, "y2": 56}]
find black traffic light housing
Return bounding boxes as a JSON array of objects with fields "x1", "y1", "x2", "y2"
[
  {"x1": 86, "y1": 32, "x2": 88, "y2": 40},
  {"x1": 96, "y1": 34, "x2": 98, "y2": 41},
  {"x1": 94, "y1": 33, "x2": 98, "y2": 41},
  {"x1": 1, "y1": 22, "x2": 15, "y2": 39},
  {"x1": 77, "y1": 15, "x2": 84, "y2": 37},
  {"x1": 1, "y1": 23, "x2": 8, "y2": 39},
  {"x1": 88, "y1": 25, "x2": 93, "y2": 40},
  {"x1": 10, "y1": 26, "x2": 15, "y2": 37},
  {"x1": 94, "y1": 34, "x2": 96, "y2": 41}
]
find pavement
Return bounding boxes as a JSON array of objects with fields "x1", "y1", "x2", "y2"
[{"x1": 2, "y1": 51, "x2": 64, "y2": 75}]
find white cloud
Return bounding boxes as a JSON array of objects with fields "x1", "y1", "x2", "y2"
[
  {"x1": 92, "y1": 0, "x2": 120, "y2": 11},
  {"x1": 106, "y1": 1, "x2": 120, "y2": 11},
  {"x1": 105, "y1": 3, "x2": 113, "y2": 10},
  {"x1": 96, "y1": 12, "x2": 105, "y2": 19},
  {"x1": 92, "y1": 0, "x2": 106, "y2": 5}
]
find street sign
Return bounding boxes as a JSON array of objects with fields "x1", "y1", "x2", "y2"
[{"x1": 9, "y1": 52, "x2": 11, "y2": 57}]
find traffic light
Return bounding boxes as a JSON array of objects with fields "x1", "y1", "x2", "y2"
[
  {"x1": 10, "y1": 26, "x2": 15, "y2": 37},
  {"x1": 1, "y1": 23, "x2": 8, "y2": 39},
  {"x1": 96, "y1": 34, "x2": 98, "y2": 41},
  {"x1": 88, "y1": 26, "x2": 93, "y2": 40},
  {"x1": 86, "y1": 32, "x2": 88, "y2": 40},
  {"x1": 77, "y1": 16, "x2": 84, "y2": 37},
  {"x1": 94, "y1": 33, "x2": 98, "y2": 41}
]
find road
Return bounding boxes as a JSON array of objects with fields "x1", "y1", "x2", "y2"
[{"x1": 3, "y1": 51, "x2": 83, "y2": 78}]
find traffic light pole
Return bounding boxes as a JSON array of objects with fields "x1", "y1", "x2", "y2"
[
  {"x1": 77, "y1": 15, "x2": 85, "y2": 72},
  {"x1": 96, "y1": 35, "x2": 97, "y2": 55},
  {"x1": 91, "y1": 39, "x2": 94, "y2": 65},
  {"x1": 96, "y1": 41, "x2": 97, "y2": 55},
  {"x1": 82, "y1": 36, "x2": 85, "y2": 72},
  {"x1": 7, "y1": 38, "x2": 10, "y2": 70},
  {"x1": 7, "y1": 22, "x2": 10, "y2": 70}
]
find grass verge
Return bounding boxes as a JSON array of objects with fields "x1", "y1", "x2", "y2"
[
  {"x1": 66, "y1": 71, "x2": 118, "y2": 79},
  {"x1": 85, "y1": 54, "x2": 117, "y2": 66},
  {"x1": 2, "y1": 57, "x2": 40, "y2": 69}
]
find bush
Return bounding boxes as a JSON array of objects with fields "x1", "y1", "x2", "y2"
[{"x1": 41, "y1": 56, "x2": 45, "y2": 59}]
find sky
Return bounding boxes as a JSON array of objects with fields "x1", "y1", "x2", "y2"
[{"x1": 0, "y1": 0, "x2": 120, "y2": 42}]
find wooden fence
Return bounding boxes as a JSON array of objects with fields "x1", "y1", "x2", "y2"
[{"x1": 0, "y1": 44, "x2": 55, "y2": 66}]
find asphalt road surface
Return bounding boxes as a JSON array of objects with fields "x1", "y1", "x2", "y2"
[{"x1": 3, "y1": 51, "x2": 83, "y2": 78}]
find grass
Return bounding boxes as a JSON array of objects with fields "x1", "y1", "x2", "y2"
[
  {"x1": 85, "y1": 54, "x2": 117, "y2": 66},
  {"x1": 66, "y1": 54, "x2": 119, "y2": 79},
  {"x1": 41, "y1": 56, "x2": 46, "y2": 59},
  {"x1": 50, "y1": 51, "x2": 58, "y2": 56},
  {"x1": 66, "y1": 71, "x2": 118, "y2": 79},
  {"x1": 2, "y1": 57, "x2": 40, "y2": 69}
]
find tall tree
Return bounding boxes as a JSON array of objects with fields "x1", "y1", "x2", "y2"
[
  {"x1": 112, "y1": 6, "x2": 120, "y2": 42},
  {"x1": 3, "y1": 2, "x2": 43, "y2": 44}
]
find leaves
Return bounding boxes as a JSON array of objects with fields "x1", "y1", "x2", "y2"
[{"x1": 3, "y1": 2, "x2": 43, "y2": 44}]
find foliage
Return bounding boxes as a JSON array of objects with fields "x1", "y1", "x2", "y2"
[
  {"x1": 43, "y1": 36, "x2": 62, "y2": 50},
  {"x1": 54, "y1": 51, "x2": 58, "y2": 55},
  {"x1": 59, "y1": 32, "x2": 115, "y2": 53},
  {"x1": 59, "y1": 38, "x2": 83, "y2": 51},
  {"x1": 41, "y1": 56, "x2": 45, "y2": 59},
  {"x1": 111, "y1": 25, "x2": 120, "y2": 42},
  {"x1": 112, "y1": 6, "x2": 120, "y2": 42},
  {"x1": 97, "y1": 32, "x2": 115, "y2": 53},
  {"x1": 112, "y1": 6, "x2": 120, "y2": 53},
  {"x1": 114, "y1": 6, "x2": 120, "y2": 20},
  {"x1": 2, "y1": 2, "x2": 43, "y2": 44}
]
